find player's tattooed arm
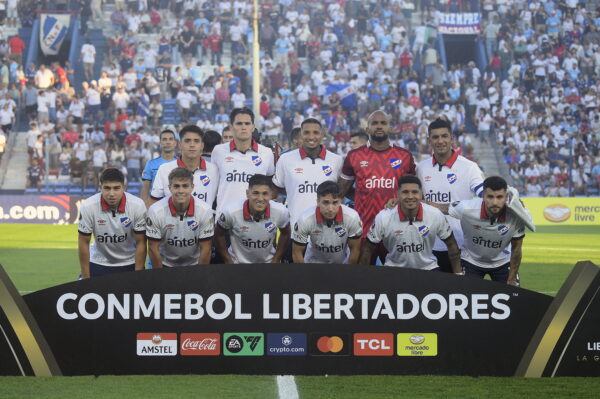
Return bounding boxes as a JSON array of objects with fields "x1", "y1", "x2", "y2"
[
  {"x1": 442, "y1": 234, "x2": 463, "y2": 275},
  {"x1": 148, "y1": 239, "x2": 163, "y2": 269},
  {"x1": 358, "y1": 240, "x2": 376, "y2": 265},
  {"x1": 337, "y1": 177, "x2": 354, "y2": 199},
  {"x1": 507, "y1": 237, "x2": 524, "y2": 286},
  {"x1": 347, "y1": 237, "x2": 361, "y2": 264},
  {"x1": 78, "y1": 233, "x2": 92, "y2": 279}
]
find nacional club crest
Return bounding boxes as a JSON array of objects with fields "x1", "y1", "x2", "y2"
[
  {"x1": 187, "y1": 220, "x2": 199, "y2": 231},
  {"x1": 251, "y1": 156, "x2": 262, "y2": 166},
  {"x1": 390, "y1": 158, "x2": 402, "y2": 169},
  {"x1": 265, "y1": 222, "x2": 276, "y2": 233},
  {"x1": 447, "y1": 173, "x2": 457, "y2": 184},
  {"x1": 334, "y1": 227, "x2": 347, "y2": 237},
  {"x1": 200, "y1": 175, "x2": 210, "y2": 186},
  {"x1": 120, "y1": 217, "x2": 132, "y2": 228},
  {"x1": 498, "y1": 225, "x2": 509, "y2": 236},
  {"x1": 418, "y1": 225, "x2": 430, "y2": 237},
  {"x1": 322, "y1": 165, "x2": 333, "y2": 176}
]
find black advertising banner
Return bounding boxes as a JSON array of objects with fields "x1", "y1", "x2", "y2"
[{"x1": 1, "y1": 262, "x2": 599, "y2": 377}]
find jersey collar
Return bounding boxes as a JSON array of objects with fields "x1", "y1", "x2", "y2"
[
  {"x1": 299, "y1": 145, "x2": 327, "y2": 160},
  {"x1": 315, "y1": 206, "x2": 344, "y2": 224},
  {"x1": 168, "y1": 196, "x2": 195, "y2": 217},
  {"x1": 101, "y1": 194, "x2": 127, "y2": 213},
  {"x1": 243, "y1": 199, "x2": 271, "y2": 221},
  {"x1": 397, "y1": 203, "x2": 423, "y2": 221},
  {"x1": 177, "y1": 156, "x2": 206, "y2": 171},
  {"x1": 432, "y1": 150, "x2": 459, "y2": 168},
  {"x1": 230, "y1": 139, "x2": 259, "y2": 153},
  {"x1": 480, "y1": 201, "x2": 506, "y2": 222}
]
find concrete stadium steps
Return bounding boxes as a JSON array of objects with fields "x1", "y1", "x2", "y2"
[{"x1": 1, "y1": 133, "x2": 29, "y2": 190}]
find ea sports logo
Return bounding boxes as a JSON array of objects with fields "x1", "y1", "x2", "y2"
[
  {"x1": 316, "y1": 336, "x2": 344, "y2": 353},
  {"x1": 200, "y1": 175, "x2": 210, "y2": 186},
  {"x1": 418, "y1": 225, "x2": 430, "y2": 237},
  {"x1": 265, "y1": 222, "x2": 276, "y2": 233},
  {"x1": 120, "y1": 217, "x2": 132, "y2": 228},
  {"x1": 543, "y1": 204, "x2": 571, "y2": 223},
  {"x1": 322, "y1": 165, "x2": 333, "y2": 176},
  {"x1": 225, "y1": 335, "x2": 243, "y2": 353},
  {"x1": 251, "y1": 155, "x2": 262, "y2": 166},
  {"x1": 390, "y1": 158, "x2": 402, "y2": 169},
  {"x1": 497, "y1": 225, "x2": 509, "y2": 236},
  {"x1": 447, "y1": 173, "x2": 457, "y2": 184}
]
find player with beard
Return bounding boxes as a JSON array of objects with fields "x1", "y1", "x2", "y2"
[{"x1": 338, "y1": 110, "x2": 415, "y2": 263}]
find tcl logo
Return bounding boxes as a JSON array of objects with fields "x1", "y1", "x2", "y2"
[
  {"x1": 353, "y1": 333, "x2": 394, "y2": 356},
  {"x1": 180, "y1": 333, "x2": 220, "y2": 356}
]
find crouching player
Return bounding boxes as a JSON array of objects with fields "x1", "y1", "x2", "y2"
[
  {"x1": 360, "y1": 175, "x2": 462, "y2": 272},
  {"x1": 448, "y1": 176, "x2": 529, "y2": 286},
  {"x1": 145, "y1": 168, "x2": 214, "y2": 267},
  {"x1": 215, "y1": 174, "x2": 290, "y2": 264},
  {"x1": 78, "y1": 168, "x2": 147, "y2": 278},
  {"x1": 292, "y1": 181, "x2": 362, "y2": 264}
]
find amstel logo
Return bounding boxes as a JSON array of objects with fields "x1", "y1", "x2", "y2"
[{"x1": 543, "y1": 204, "x2": 571, "y2": 223}]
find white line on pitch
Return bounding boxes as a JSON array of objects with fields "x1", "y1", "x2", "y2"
[
  {"x1": 277, "y1": 375, "x2": 299, "y2": 399},
  {"x1": 526, "y1": 247, "x2": 600, "y2": 252},
  {"x1": 18, "y1": 290, "x2": 34, "y2": 294},
  {"x1": 540, "y1": 291, "x2": 558, "y2": 294}
]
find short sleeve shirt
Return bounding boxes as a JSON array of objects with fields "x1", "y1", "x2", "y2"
[
  {"x1": 272, "y1": 146, "x2": 343, "y2": 225},
  {"x1": 367, "y1": 203, "x2": 452, "y2": 270},
  {"x1": 211, "y1": 140, "x2": 275, "y2": 215},
  {"x1": 217, "y1": 200, "x2": 289, "y2": 263},
  {"x1": 449, "y1": 199, "x2": 525, "y2": 268},
  {"x1": 145, "y1": 196, "x2": 214, "y2": 267},
  {"x1": 292, "y1": 205, "x2": 362, "y2": 264},
  {"x1": 151, "y1": 157, "x2": 219, "y2": 207},
  {"x1": 78, "y1": 192, "x2": 146, "y2": 266},
  {"x1": 416, "y1": 152, "x2": 484, "y2": 251}
]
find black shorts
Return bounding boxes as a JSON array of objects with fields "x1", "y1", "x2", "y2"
[{"x1": 90, "y1": 262, "x2": 135, "y2": 277}]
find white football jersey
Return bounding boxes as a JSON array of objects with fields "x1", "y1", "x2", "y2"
[
  {"x1": 217, "y1": 199, "x2": 289, "y2": 263},
  {"x1": 211, "y1": 140, "x2": 275, "y2": 216},
  {"x1": 292, "y1": 204, "x2": 362, "y2": 264},
  {"x1": 78, "y1": 192, "x2": 146, "y2": 266},
  {"x1": 367, "y1": 203, "x2": 452, "y2": 270},
  {"x1": 151, "y1": 157, "x2": 219, "y2": 207},
  {"x1": 272, "y1": 146, "x2": 343, "y2": 225},
  {"x1": 417, "y1": 152, "x2": 484, "y2": 251},
  {"x1": 146, "y1": 196, "x2": 214, "y2": 267},
  {"x1": 449, "y1": 199, "x2": 525, "y2": 269}
]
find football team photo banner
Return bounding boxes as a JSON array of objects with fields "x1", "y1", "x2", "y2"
[
  {"x1": 0, "y1": 263, "x2": 598, "y2": 377},
  {"x1": 40, "y1": 13, "x2": 71, "y2": 56}
]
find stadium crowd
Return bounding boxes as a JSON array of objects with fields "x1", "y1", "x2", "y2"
[{"x1": 0, "y1": 0, "x2": 598, "y2": 196}]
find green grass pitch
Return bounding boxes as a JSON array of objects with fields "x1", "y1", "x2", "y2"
[{"x1": 0, "y1": 223, "x2": 598, "y2": 398}]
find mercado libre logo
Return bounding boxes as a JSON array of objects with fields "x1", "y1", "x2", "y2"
[{"x1": 543, "y1": 204, "x2": 571, "y2": 223}]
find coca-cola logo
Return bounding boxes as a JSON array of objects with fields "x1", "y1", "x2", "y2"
[{"x1": 180, "y1": 333, "x2": 220, "y2": 356}]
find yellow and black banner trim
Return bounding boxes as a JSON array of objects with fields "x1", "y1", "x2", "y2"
[
  {"x1": 515, "y1": 261, "x2": 599, "y2": 377},
  {"x1": 0, "y1": 264, "x2": 62, "y2": 376}
]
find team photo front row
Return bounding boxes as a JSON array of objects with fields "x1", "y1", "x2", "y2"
[{"x1": 78, "y1": 167, "x2": 532, "y2": 287}]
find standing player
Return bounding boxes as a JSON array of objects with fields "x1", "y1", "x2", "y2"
[
  {"x1": 211, "y1": 108, "x2": 275, "y2": 216},
  {"x1": 292, "y1": 181, "x2": 362, "y2": 264},
  {"x1": 273, "y1": 118, "x2": 343, "y2": 225},
  {"x1": 417, "y1": 118, "x2": 485, "y2": 273},
  {"x1": 360, "y1": 175, "x2": 461, "y2": 272},
  {"x1": 338, "y1": 110, "x2": 416, "y2": 261},
  {"x1": 214, "y1": 174, "x2": 290, "y2": 264},
  {"x1": 78, "y1": 168, "x2": 147, "y2": 278},
  {"x1": 146, "y1": 168, "x2": 214, "y2": 267},
  {"x1": 448, "y1": 176, "x2": 530, "y2": 286},
  {"x1": 141, "y1": 128, "x2": 177, "y2": 207},
  {"x1": 150, "y1": 125, "x2": 219, "y2": 207}
]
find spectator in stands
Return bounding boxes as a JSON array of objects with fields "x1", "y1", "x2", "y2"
[
  {"x1": 125, "y1": 141, "x2": 142, "y2": 182},
  {"x1": 80, "y1": 40, "x2": 96, "y2": 82},
  {"x1": 26, "y1": 158, "x2": 43, "y2": 191}
]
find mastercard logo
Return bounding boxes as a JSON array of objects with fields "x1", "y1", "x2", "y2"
[
  {"x1": 543, "y1": 204, "x2": 571, "y2": 223},
  {"x1": 316, "y1": 336, "x2": 344, "y2": 353}
]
